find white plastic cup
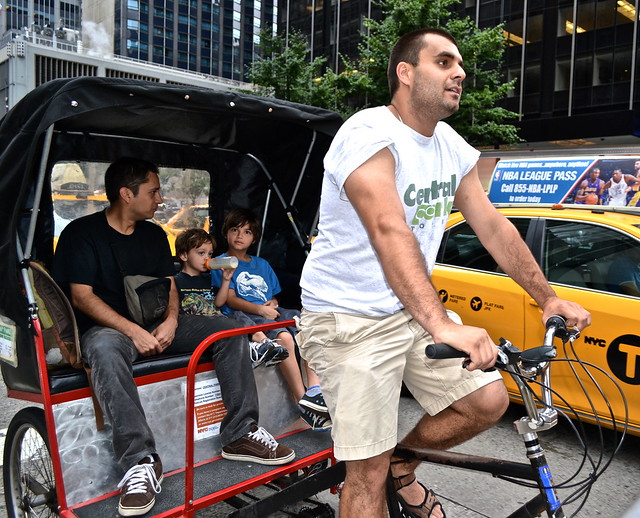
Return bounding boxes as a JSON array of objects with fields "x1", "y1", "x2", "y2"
[{"x1": 206, "y1": 256, "x2": 239, "y2": 270}]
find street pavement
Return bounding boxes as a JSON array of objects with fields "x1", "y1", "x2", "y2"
[{"x1": 1, "y1": 381, "x2": 639, "y2": 517}]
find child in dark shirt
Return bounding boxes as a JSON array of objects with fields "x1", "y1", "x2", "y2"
[
  {"x1": 174, "y1": 228, "x2": 288, "y2": 367},
  {"x1": 211, "y1": 209, "x2": 331, "y2": 432}
]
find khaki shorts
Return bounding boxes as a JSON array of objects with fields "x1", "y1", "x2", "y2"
[{"x1": 297, "y1": 308, "x2": 502, "y2": 461}]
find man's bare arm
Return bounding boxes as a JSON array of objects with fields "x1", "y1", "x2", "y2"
[
  {"x1": 70, "y1": 283, "x2": 164, "y2": 355},
  {"x1": 454, "y1": 168, "x2": 590, "y2": 329},
  {"x1": 150, "y1": 277, "x2": 179, "y2": 349},
  {"x1": 343, "y1": 148, "x2": 497, "y2": 370}
]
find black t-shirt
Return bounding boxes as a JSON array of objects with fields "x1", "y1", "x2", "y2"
[
  {"x1": 53, "y1": 210, "x2": 174, "y2": 333},
  {"x1": 174, "y1": 271, "x2": 222, "y2": 317}
]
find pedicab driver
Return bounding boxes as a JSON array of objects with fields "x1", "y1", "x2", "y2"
[
  {"x1": 53, "y1": 157, "x2": 294, "y2": 517},
  {"x1": 297, "y1": 28, "x2": 591, "y2": 518}
]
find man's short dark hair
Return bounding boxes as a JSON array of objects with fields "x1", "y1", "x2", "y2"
[
  {"x1": 221, "y1": 208, "x2": 262, "y2": 243},
  {"x1": 104, "y1": 157, "x2": 160, "y2": 203},
  {"x1": 387, "y1": 28, "x2": 459, "y2": 99},
  {"x1": 175, "y1": 228, "x2": 216, "y2": 265}
]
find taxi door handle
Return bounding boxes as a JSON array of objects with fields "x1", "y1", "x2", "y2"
[{"x1": 528, "y1": 298, "x2": 539, "y2": 307}]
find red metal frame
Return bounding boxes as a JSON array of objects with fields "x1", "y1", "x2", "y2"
[
  {"x1": 14, "y1": 316, "x2": 334, "y2": 517},
  {"x1": 182, "y1": 320, "x2": 299, "y2": 517}
]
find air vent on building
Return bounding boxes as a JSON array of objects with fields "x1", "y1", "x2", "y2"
[
  {"x1": 105, "y1": 69, "x2": 159, "y2": 82},
  {"x1": 35, "y1": 56, "x2": 98, "y2": 86}
]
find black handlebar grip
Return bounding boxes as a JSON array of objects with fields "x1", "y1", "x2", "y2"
[
  {"x1": 545, "y1": 315, "x2": 566, "y2": 330},
  {"x1": 425, "y1": 343, "x2": 468, "y2": 359}
]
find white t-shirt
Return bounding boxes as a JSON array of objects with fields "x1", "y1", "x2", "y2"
[
  {"x1": 607, "y1": 177, "x2": 629, "y2": 207},
  {"x1": 300, "y1": 106, "x2": 480, "y2": 316}
]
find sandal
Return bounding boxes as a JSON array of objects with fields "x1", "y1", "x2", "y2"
[{"x1": 390, "y1": 472, "x2": 446, "y2": 518}]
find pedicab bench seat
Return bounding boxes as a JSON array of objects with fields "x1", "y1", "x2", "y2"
[{"x1": 47, "y1": 351, "x2": 210, "y2": 395}]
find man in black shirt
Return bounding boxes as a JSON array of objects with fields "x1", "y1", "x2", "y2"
[{"x1": 53, "y1": 157, "x2": 294, "y2": 517}]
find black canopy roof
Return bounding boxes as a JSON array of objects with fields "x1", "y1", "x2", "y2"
[{"x1": 0, "y1": 76, "x2": 343, "y2": 337}]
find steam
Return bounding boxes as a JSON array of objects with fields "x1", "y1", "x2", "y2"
[{"x1": 81, "y1": 21, "x2": 112, "y2": 58}]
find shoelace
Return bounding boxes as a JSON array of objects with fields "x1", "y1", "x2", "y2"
[
  {"x1": 248, "y1": 426, "x2": 278, "y2": 451},
  {"x1": 117, "y1": 463, "x2": 161, "y2": 495}
]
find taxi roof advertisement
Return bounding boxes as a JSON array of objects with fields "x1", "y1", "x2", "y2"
[{"x1": 488, "y1": 156, "x2": 640, "y2": 207}]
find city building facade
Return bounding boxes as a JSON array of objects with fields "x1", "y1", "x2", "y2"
[
  {"x1": 1, "y1": 0, "x2": 276, "y2": 82},
  {"x1": 456, "y1": 0, "x2": 640, "y2": 146},
  {"x1": 280, "y1": 0, "x2": 380, "y2": 70},
  {"x1": 0, "y1": 35, "x2": 247, "y2": 116},
  {"x1": 82, "y1": 0, "x2": 277, "y2": 80}
]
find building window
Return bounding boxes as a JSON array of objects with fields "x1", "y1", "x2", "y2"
[{"x1": 127, "y1": 0, "x2": 139, "y2": 11}]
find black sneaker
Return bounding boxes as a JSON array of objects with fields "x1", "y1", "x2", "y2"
[
  {"x1": 117, "y1": 456, "x2": 163, "y2": 516},
  {"x1": 299, "y1": 392, "x2": 329, "y2": 414},
  {"x1": 222, "y1": 425, "x2": 295, "y2": 465},
  {"x1": 249, "y1": 339, "x2": 289, "y2": 368},
  {"x1": 299, "y1": 406, "x2": 332, "y2": 432}
]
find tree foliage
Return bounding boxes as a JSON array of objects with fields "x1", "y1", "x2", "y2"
[
  {"x1": 248, "y1": 30, "x2": 370, "y2": 119},
  {"x1": 248, "y1": 0, "x2": 521, "y2": 146},
  {"x1": 359, "y1": 0, "x2": 521, "y2": 146}
]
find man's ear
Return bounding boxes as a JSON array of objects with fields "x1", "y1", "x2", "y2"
[
  {"x1": 119, "y1": 186, "x2": 133, "y2": 203},
  {"x1": 396, "y1": 61, "x2": 412, "y2": 87}
]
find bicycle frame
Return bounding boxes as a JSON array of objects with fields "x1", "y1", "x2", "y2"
[{"x1": 389, "y1": 321, "x2": 575, "y2": 518}]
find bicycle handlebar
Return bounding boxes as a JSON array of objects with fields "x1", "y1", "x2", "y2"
[
  {"x1": 425, "y1": 316, "x2": 580, "y2": 432},
  {"x1": 425, "y1": 315, "x2": 579, "y2": 370}
]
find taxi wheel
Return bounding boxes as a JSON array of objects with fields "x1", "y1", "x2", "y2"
[{"x1": 3, "y1": 407, "x2": 58, "y2": 517}]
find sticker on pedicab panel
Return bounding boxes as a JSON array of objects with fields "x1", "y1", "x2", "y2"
[
  {"x1": 606, "y1": 334, "x2": 640, "y2": 385},
  {"x1": 186, "y1": 377, "x2": 227, "y2": 440},
  {"x1": 0, "y1": 315, "x2": 18, "y2": 367}
]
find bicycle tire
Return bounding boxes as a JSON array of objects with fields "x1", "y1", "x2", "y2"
[{"x1": 3, "y1": 407, "x2": 58, "y2": 518}]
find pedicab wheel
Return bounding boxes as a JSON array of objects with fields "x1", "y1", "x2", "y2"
[{"x1": 3, "y1": 407, "x2": 58, "y2": 517}]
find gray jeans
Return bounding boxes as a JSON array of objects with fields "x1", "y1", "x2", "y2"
[
  {"x1": 228, "y1": 307, "x2": 300, "y2": 341},
  {"x1": 81, "y1": 314, "x2": 258, "y2": 470}
]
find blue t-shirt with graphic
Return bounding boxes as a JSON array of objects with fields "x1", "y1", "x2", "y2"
[{"x1": 211, "y1": 254, "x2": 281, "y2": 313}]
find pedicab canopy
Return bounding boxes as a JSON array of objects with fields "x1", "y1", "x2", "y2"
[{"x1": 0, "y1": 77, "x2": 342, "y2": 391}]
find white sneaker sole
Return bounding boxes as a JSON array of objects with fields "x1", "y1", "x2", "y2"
[
  {"x1": 221, "y1": 449, "x2": 295, "y2": 465},
  {"x1": 298, "y1": 399, "x2": 329, "y2": 414}
]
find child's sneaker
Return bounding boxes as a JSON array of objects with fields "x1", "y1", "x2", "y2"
[
  {"x1": 299, "y1": 391, "x2": 329, "y2": 414},
  {"x1": 249, "y1": 339, "x2": 289, "y2": 368},
  {"x1": 299, "y1": 406, "x2": 332, "y2": 432}
]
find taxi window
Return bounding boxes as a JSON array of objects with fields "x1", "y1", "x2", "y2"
[
  {"x1": 438, "y1": 218, "x2": 530, "y2": 273},
  {"x1": 543, "y1": 220, "x2": 640, "y2": 297}
]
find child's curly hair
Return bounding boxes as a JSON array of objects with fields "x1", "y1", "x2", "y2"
[{"x1": 175, "y1": 228, "x2": 216, "y2": 265}]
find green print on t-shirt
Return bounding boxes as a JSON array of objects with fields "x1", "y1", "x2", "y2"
[{"x1": 404, "y1": 174, "x2": 457, "y2": 225}]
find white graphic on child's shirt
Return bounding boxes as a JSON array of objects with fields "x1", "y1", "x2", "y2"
[{"x1": 236, "y1": 271, "x2": 268, "y2": 303}]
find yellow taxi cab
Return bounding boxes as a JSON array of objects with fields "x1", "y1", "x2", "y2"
[
  {"x1": 155, "y1": 204, "x2": 210, "y2": 254},
  {"x1": 432, "y1": 155, "x2": 640, "y2": 437}
]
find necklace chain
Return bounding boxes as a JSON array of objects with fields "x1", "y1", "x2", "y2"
[{"x1": 390, "y1": 104, "x2": 403, "y2": 124}]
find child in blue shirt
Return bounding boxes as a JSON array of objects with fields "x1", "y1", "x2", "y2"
[
  {"x1": 211, "y1": 209, "x2": 331, "y2": 432},
  {"x1": 174, "y1": 228, "x2": 288, "y2": 367}
]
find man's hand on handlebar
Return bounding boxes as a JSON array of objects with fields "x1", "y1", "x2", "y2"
[
  {"x1": 540, "y1": 297, "x2": 591, "y2": 331},
  {"x1": 432, "y1": 323, "x2": 498, "y2": 371}
]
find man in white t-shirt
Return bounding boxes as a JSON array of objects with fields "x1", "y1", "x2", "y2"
[{"x1": 297, "y1": 28, "x2": 591, "y2": 518}]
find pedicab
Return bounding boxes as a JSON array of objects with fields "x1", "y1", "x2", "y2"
[{"x1": 0, "y1": 77, "x2": 345, "y2": 517}]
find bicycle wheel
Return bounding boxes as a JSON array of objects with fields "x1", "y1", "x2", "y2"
[{"x1": 3, "y1": 407, "x2": 58, "y2": 517}]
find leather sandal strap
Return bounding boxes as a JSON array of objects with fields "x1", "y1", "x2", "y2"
[{"x1": 391, "y1": 471, "x2": 417, "y2": 491}]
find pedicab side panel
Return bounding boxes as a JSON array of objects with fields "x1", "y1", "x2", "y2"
[{"x1": 0, "y1": 77, "x2": 343, "y2": 394}]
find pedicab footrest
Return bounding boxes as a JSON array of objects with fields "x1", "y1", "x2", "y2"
[{"x1": 69, "y1": 428, "x2": 336, "y2": 518}]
